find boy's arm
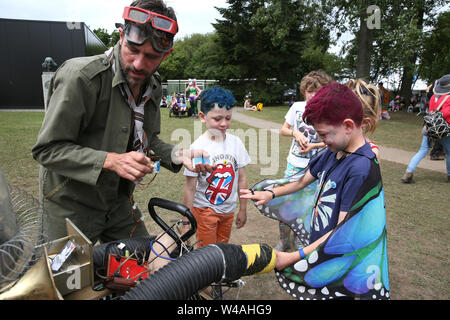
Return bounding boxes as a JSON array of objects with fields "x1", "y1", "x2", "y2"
[
  {"x1": 281, "y1": 122, "x2": 309, "y2": 149},
  {"x1": 182, "y1": 176, "x2": 197, "y2": 231},
  {"x1": 240, "y1": 169, "x2": 316, "y2": 206},
  {"x1": 173, "y1": 148, "x2": 215, "y2": 174},
  {"x1": 280, "y1": 122, "x2": 294, "y2": 137},
  {"x1": 235, "y1": 167, "x2": 248, "y2": 229},
  {"x1": 299, "y1": 141, "x2": 326, "y2": 153},
  {"x1": 275, "y1": 210, "x2": 349, "y2": 270}
]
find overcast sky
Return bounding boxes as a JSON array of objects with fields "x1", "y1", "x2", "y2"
[
  {"x1": 1, "y1": 0, "x2": 445, "y2": 90},
  {"x1": 0, "y1": 0, "x2": 229, "y2": 40}
]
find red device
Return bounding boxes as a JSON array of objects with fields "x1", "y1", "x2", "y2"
[{"x1": 106, "y1": 254, "x2": 150, "y2": 283}]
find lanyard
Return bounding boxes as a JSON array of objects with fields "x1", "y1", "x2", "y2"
[
  {"x1": 312, "y1": 153, "x2": 348, "y2": 214},
  {"x1": 311, "y1": 150, "x2": 370, "y2": 226}
]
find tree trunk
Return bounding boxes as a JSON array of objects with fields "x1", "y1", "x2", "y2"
[
  {"x1": 356, "y1": 2, "x2": 373, "y2": 81},
  {"x1": 399, "y1": 2, "x2": 425, "y2": 105},
  {"x1": 399, "y1": 57, "x2": 416, "y2": 106}
]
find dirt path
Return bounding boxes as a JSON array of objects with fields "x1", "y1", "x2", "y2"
[{"x1": 232, "y1": 108, "x2": 446, "y2": 173}]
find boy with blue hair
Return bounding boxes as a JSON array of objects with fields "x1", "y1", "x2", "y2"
[{"x1": 182, "y1": 86, "x2": 251, "y2": 247}]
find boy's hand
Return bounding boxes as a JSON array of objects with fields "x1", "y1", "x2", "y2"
[
  {"x1": 299, "y1": 143, "x2": 314, "y2": 153},
  {"x1": 240, "y1": 189, "x2": 272, "y2": 206},
  {"x1": 172, "y1": 148, "x2": 215, "y2": 173},
  {"x1": 235, "y1": 209, "x2": 247, "y2": 229},
  {"x1": 293, "y1": 131, "x2": 308, "y2": 150}
]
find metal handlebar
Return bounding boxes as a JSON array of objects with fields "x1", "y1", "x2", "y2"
[{"x1": 147, "y1": 197, "x2": 197, "y2": 246}]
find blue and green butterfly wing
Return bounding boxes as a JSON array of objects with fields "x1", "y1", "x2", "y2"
[
  {"x1": 252, "y1": 158, "x2": 390, "y2": 300},
  {"x1": 252, "y1": 170, "x2": 315, "y2": 246}
]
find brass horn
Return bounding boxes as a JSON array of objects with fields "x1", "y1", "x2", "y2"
[{"x1": 0, "y1": 252, "x2": 61, "y2": 300}]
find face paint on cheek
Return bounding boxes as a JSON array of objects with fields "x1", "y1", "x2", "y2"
[
  {"x1": 324, "y1": 129, "x2": 344, "y2": 151},
  {"x1": 323, "y1": 130, "x2": 336, "y2": 145}
]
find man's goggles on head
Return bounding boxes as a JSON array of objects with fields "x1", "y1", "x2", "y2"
[
  {"x1": 122, "y1": 23, "x2": 174, "y2": 53},
  {"x1": 122, "y1": 6, "x2": 178, "y2": 35}
]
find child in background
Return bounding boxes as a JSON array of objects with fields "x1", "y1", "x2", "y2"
[
  {"x1": 177, "y1": 94, "x2": 187, "y2": 113},
  {"x1": 171, "y1": 94, "x2": 178, "y2": 109},
  {"x1": 393, "y1": 95, "x2": 400, "y2": 112},
  {"x1": 276, "y1": 70, "x2": 332, "y2": 251},
  {"x1": 244, "y1": 96, "x2": 258, "y2": 111},
  {"x1": 346, "y1": 79, "x2": 381, "y2": 160},
  {"x1": 182, "y1": 86, "x2": 251, "y2": 247}
]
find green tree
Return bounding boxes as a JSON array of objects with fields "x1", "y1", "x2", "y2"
[
  {"x1": 93, "y1": 28, "x2": 111, "y2": 47},
  {"x1": 418, "y1": 10, "x2": 450, "y2": 84},
  {"x1": 187, "y1": 33, "x2": 224, "y2": 80},
  {"x1": 325, "y1": 0, "x2": 379, "y2": 81},
  {"x1": 93, "y1": 28, "x2": 120, "y2": 48},
  {"x1": 335, "y1": 0, "x2": 447, "y2": 101},
  {"x1": 158, "y1": 33, "x2": 219, "y2": 81},
  {"x1": 109, "y1": 30, "x2": 120, "y2": 47},
  {"x1": 213, "y1": 0, "x2": 341, "y2": 103},
  {"x1": 378, "y1": 1, "x2": 446, "y2": 102}
]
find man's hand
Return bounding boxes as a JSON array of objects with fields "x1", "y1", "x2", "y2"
[
  {"x1": 172, "y1": 148, "x2": 215, "y2": 174},
  {"x1": 103, "y1": 151, "x2": 153, "y2": 182}
]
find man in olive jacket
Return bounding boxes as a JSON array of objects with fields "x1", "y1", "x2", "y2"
[{"x1": 32, "y1": 0, "x2": 210, "y2": 243}]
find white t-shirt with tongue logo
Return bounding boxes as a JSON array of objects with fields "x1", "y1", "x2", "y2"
[{"x1": 184, "y1": 133, "x2": 250, "y2": 214}]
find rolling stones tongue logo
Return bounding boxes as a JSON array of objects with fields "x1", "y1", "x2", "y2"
[{"x1": 205, "y1": 161, "x2": 235, "y2": 205}]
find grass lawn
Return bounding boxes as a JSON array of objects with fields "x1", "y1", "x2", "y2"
[
  {"x1": 246, "y1": 105, "x2": 428, "y2": 152},
  {"x1": 0, "y1": 108, "x2": 448, "y2": 300}
]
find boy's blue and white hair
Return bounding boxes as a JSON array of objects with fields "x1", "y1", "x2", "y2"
[{"x1": 200, "y1": 86, "x2": 235, "y2": 114}]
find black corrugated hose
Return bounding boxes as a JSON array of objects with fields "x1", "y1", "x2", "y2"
[
  {"x1": 120, "y1": 243, "x2": 248, "y2": 300},
  {"x1": 92, "y1": 238, "x2": 275, "y2": 300}
]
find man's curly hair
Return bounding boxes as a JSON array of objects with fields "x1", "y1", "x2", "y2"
[{"x1": 200, "y1": 86, "x2": 236, "y2": 114}]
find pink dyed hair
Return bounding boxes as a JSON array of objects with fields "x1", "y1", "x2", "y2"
[{"x1": 303, "y1": 82, "x2": 363, "y2": 127}]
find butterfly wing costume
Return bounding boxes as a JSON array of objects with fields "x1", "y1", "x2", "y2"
[{"x1": 251, "y1": 154, "x2": 390, "y2": 300}]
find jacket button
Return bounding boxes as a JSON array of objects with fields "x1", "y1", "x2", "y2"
[
  {"x1": 102, "y1": 59, "x2": 108, "y2": 66},
  {"x1": 121, "y1": 127, "x2": 128, "y2": 133}
]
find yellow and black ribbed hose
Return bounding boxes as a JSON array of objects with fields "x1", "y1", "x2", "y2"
[
  {"x1": 93, "y1": 238, "x2": 277, "y2": 300},
  {"x1": 241, "y1": 243, "x2": 277, "y2": 276}
]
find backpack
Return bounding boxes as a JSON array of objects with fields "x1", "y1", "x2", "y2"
[{"x1": 423, "y1": 95, "x2": 450, "y2": 139}]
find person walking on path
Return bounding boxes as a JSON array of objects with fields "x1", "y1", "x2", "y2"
[{"x1": 401, "y1": 74, "x2": 450, "y2": 183}]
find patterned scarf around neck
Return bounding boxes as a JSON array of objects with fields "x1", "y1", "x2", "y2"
[{"x1": 106, "y1": 47, "x2": 153, "y2": 156}]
